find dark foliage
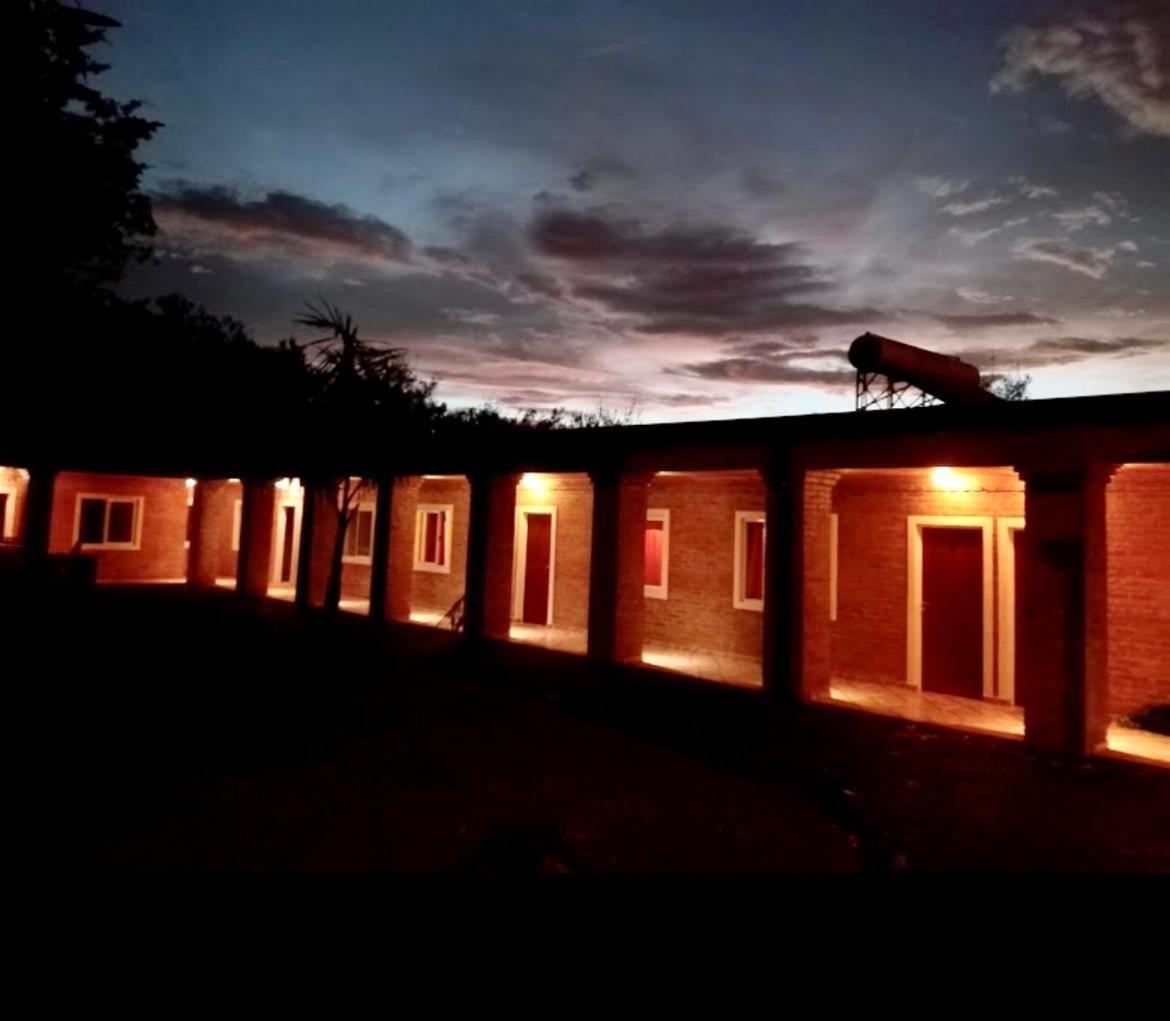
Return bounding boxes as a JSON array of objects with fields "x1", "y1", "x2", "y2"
[{"x1": 14, "y1": 1, "x2": 159, "y2": 306}]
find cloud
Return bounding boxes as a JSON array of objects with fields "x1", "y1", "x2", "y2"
[
  {"x1": 1008, "y1": 176, "x2": 1060, "y2": 199},
  {"x1": 914, "y1": 176, "x2": 969, "y2": 199},
  {"x1": 1012, "y1": 237, "x2": 1116, "y2": 278},
  {"x1": 931, "y1": 312, "x2": 1059, "y2": 331},
  {"x1": 530, "y1": 209, "x2": 879, "y2": 335},
  {"x1": 671, "y1": 351, "x2": 854, "y2": 388},
  {"x1": 941, "y1": 195, "x2": 1011, "y2": 217},
  {"x1": 957, "y1": 334, "x2": 1168, "y2": 370},
  {"x1": 154, "y1": 182, "x2": 414, "y2": 266},
  {"x1": 1052, "y1": 204, "x2": 1112, "y2": 231},
  {"x1": 948, "y1": 216, "x2": 1029, "y2": 246},
  {"x1": 991, "y1": 3, "x2": 1170, "y2": 137},
  {"x1": 956, "y1": 286, "x2": 1014, "y2": 305}
]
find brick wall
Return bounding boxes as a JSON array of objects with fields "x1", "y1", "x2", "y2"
[
  {"x1": 412, "y1": 477, "x2": 470, "y2": 617},
  {"x1": 0, "y1": 466, "x2": 28, "y2": 542},
  {"x1": 216, "y1": 481, "x2": 243, "y2": 578},
  {"x1": 644, "y1": 471, "x2": 766, "y2": 657},
  {"x1": 49, "y1": 472, "x2": 190, "y2": 581},
  {"x1": 830, "y1": 467, "x2": 1023, "y2": 689},
  {"x1": 522, "y1": 474, "x2": 593, "y2": 631},
  {"x1": 1107, "y1": 463, "x2": 1170, "y2": 716}
]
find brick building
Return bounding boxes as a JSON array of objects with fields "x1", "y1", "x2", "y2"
[{"x1": 2, "y1": 387, "x2": 1167, "y2": 762}]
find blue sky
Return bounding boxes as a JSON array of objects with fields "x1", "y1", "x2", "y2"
[{"x1": 100, "y1": 0, "x2": 1169, "y2": 419}]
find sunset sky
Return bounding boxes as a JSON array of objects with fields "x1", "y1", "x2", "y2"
[{"x1": 101, "y1": 0, "x2": 1169, "y2": 420}]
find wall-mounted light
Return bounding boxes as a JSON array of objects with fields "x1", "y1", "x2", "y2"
[
  {"x1": 931, "y1": 466, "x2": 965, "y2": 491},
  {"x1": 520, "y1": 472, "x2": 549, "y2": 497},
  {"x1": 185, "y1": 478, "x2": 197, "y2": 489}
]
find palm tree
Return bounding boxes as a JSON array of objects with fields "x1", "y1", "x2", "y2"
[{"x1": 293, "y1": 300, "x2": 437, "y2": 614}]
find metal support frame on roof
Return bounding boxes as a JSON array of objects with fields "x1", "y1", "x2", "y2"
[{"x1": 855, "y1": 370, "x2": 941, "y2": 411}]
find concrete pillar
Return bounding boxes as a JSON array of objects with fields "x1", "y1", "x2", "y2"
[
  {"x1": 761, "y1": 460, "x2": 839, "y2": 700},
  {"x1": 187, "y1": 479, "x2": 232, "y2": 587},
  {"x1": 294, "y1": 479, "x2": 319, "y2": 609},
  {"x1": 298, "y1": 480, "x2": 340, "y2": 608},
  {"x1": 587, "y1": 468, "x2": 651, "y2": 664},
  {"x1": 464, "y1": 472, "x2": 519, "y2": 641},
  {"x1": 1016, "y1": 463, "x2": 1112, "y2": 757},
  {"x1": 368, "y1": 475, "x2": 393, "y2": 620},
  {"x1": 385, "y1": 477, "x2": 420, "y2": 622},
  {"x1": 21, "y1": 465, "x2": 57, "y2": 558},
  {"x1": 236, "y1": 477, "x2": 276, "y2": 597}
]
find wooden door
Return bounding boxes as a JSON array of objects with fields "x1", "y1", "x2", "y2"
[
  {"x1": 522, "y1": 513, "x2": 552, "y2": 625},
  {"x1": 921, "y1": 526, "x2": 983, "y2": 698}
]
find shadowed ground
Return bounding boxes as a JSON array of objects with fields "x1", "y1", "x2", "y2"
[{"x1": 12, "y1": 583, "x2": 1168, "y2": 873}]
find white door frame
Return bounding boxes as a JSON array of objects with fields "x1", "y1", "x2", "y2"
[
  {"x1": 906, "y1": 515, "x2": 995, "y2": 698},
  {"x1": 0, "y1": 483, "x2": 17, "y2": 540},
  {"x1": 995, "y1": 517, "x2": 1026, "y2": 705},
  {"x1": 512, "y1": 504, "x2": 557, "y2": 625}
]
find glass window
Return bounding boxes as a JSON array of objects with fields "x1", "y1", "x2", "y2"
[
  {"x1": 414, "y1": 505, "x2": 453, "y2": 572},
  {"x1": 344, "y1": 507, "x2": 375, "y2": 559}
]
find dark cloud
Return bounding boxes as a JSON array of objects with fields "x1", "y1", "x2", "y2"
[
  {"x1": 991, "y1": 2, "x2": 1170, "y2": 137},
  {"x1": 671, "y1": 346, "x2": 853, "y2": 387},
  {"x1": 154, "y1": 182, "x2": 413, "y2": 264},
  {"x1": 931, "y1": 312, "x2": 1059, "y2": 331},
  {"x1": 958, "y1": 334, "x2": 1167, "y2": 369},
  {"x1": 531, "y1": 210, "x2": 879, "y2": 336},
  {"x1": 739, "y1": 168, "x2": 787, "y2": 200},
  {"x1": 569, "y1": 169, "x2": 596, "y2": 192}
]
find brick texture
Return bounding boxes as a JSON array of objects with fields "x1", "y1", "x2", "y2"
[
  {"x1": 1107, "y1": 463, "x2": 1170, "y2": 716},
  {"x1": 412, "y1": 477, "x2": 471, "y2": 617},
  {"x1": 644, "y1": 471, "x2": 766, "y2": 657},
  {"x1": 49, "y1": 471, "x2": 190, "y2": 581}
]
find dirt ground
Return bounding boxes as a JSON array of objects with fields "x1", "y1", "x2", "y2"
[{"x1": 12, "y1": 584, "x2": 1168, "y2": 873}]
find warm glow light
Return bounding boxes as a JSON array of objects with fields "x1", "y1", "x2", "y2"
[
  {"x1": 185, "y1": 478, "x2": 197, "y2": 489},
  {"x1": 931, "y1": 466, "x2": 965, "y2": 492},
  {"x1": 276, "y1": 477, "x2": 291, "y2": 490},
  {"x1": 520, "y1": 472, "x2": 549, "y2": 497}
]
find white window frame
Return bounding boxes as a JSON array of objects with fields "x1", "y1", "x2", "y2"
[
  {"x1": 231, "y1": 499, "x2": 242, "y2": 552},
  {"x1": 0, "y1": 484, "x2": 16, "y2": 540},
  {"x1": 414, "y1": 503, "x2": 454, "y2": 574},
  {"x1": 733, "y1": 510, "x2": 766, "y2": 611},
  {"x1": 73, "y1": 493, "x2": 144, "y2": 551},
  {"x1": 342, "y1": 502, "x2": 377, "y2": 565},
  {"x1": 644, "y1": 508, "x2": 670, "y2": 600}
]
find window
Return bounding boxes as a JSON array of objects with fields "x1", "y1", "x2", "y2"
[
  {"x1": 733, "y1": 511, "x2": 765, "y2": 611},
  {"x1": 414, "y1": 504, "x2": 453, "y2": 573},
  {"x1": 343, "y1": 505, "x2": 375, "y2": 563},
  {"x1": 644, "y1": 508, "x2": 670, "y2": 599},
  {"x1": 74, "y1": 494, "x2": 143, "y2": 550}
]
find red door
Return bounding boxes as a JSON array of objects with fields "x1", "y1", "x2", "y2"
[
  {"x1": 921, "y1": 526, "x2": 983, "y2": 698},
  {"x1": 522, "y1": 513, "x2": 552, "y2": 625}
]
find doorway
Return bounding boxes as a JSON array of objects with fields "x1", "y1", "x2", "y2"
[
  {"x1": 513, "y1": 506, "x2": 557, "y2": 627},
  {"x1": 907, "y1": 515, "x2": 993, "y2": 698},
  {"x1": 921, "y1": 526, "x2": 983, "y2": 697},
  {"x1": 279, "y1": 505, "x2": 296, "y2": 583}
]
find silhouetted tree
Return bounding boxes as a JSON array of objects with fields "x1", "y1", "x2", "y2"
[
  {"x1": 292, "y1": 300, "x2": 439, "y2": 614},
  {"x1": 15, "y1": 1, "x2": 159, "y2": 306},
  {"x1": 983, "y1": 372, "x2": 1032, "y2": 401}
]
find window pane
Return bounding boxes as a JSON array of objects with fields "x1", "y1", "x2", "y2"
[
  {"x1": 343, "y1": 516, "x2": 357, "y2": 556},
  {"x1": 108, "y1": 501, "x2": 135, "y2": 544},
  {"x1": 424, "y1": 512, "x2": 439, "y2": 563},
  {"x1": 744, "y1": 520, "x2": 765, "y2": 601},
  {"x1": 79, "y1": 498, "x2": 106, "y2": 544},
  {"x1": 434, "y1": 511, "x2": 446, "y2": 565},
  {"x1": 357, "y1": 509, "x2": 373, "y2": 556},
  {"x1": 644, "y1": 520, "x2": 664, "y2": 586}
]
